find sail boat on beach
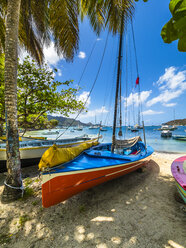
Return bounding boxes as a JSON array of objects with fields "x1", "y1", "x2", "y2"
[{"x1": 39, "y1": 17, "x2": 153, "y2": 208}]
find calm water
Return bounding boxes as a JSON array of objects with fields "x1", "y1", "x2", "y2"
[{"x1": 27, "y1": 126, "x2": 186, "y2": 154}]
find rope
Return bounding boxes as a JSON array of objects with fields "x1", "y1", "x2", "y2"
[
  {"x1": 100, "y1": 36, "x2": 115, "y2": 125},
  {"x1": 55, "y1": 31, "x2": 110, "y2": 140},
  {"x1": 131, "y1": 21, "x2": 139, "y2": 77},
  {"x1": 124, "y1": 33, "x2": 128, "y2": 137},
  {"x1": 131, "y1": 21, "x2": 144, "y2": 126},
  {"x1": 77, "y1": 39, "x2": 97, "y2": 86},
  {"x1": 4, "y1": 181, "x2": 24, "y2": 197}
]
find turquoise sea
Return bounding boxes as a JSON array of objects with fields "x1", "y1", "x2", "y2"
[{"x1": 27, "y1": 126, "x2": 186, "y2": 154}]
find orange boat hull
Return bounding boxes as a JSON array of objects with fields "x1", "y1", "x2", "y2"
[{"x1": 42, "y1": 157, "x2": 150, "y2": 208}]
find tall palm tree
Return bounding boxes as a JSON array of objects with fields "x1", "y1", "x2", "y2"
[
  {"x1": 1, "y1": 0, "x2": 50, "y2": 202},
  {"x1": 1, "y1": 0, "x2": 23, "y2": 202},
  {"x1": 1, "y1": 0, "x2": 134, "y2": 202},
  {"x1": 1, "y1": 0, "x2": 85, "y2": 202}
]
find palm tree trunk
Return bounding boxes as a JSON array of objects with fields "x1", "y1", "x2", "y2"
[
  {"x1": 0, "y1": 122, "x2": 4, "y2": 136},
  {"x1": 1, "y1": 0, "x2": 23, "y2": 203}
]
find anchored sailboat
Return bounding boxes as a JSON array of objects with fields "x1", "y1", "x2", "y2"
[{"x1": 39, "y1": 17, "x2": 153, "y2": 208}]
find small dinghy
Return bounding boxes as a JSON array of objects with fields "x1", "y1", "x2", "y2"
[{"x1": 171, "y1": 156, "x2": 186, "y2": 204}]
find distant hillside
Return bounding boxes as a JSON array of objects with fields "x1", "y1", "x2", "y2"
[
  {"x1": 47, "y1": 115, "x2": 92, "y2": 127},
  {"x1": 164, "y1": 118, "x2": 186, "y2": 126}
]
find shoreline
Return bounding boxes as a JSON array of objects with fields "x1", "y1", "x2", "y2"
[{"x1": 0, "y1": 151, "x2": 186, "y2": 248}]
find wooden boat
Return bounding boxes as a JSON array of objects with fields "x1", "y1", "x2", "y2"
[
  {"x1": 157, "y1": 125, "x2": 176, "y2": 131},
  {"x1": 100, "y1": 126, "x2": 107, "y2": 131},
  {"x1": 134, "y1": 124, "x2": 143, "y2": 129},
  {"x1": 131, "y1": 128, "x2": 139, "y2": 132},
  {"x1": 161, "y1": 130, "x2": 172, "y2": 138},
  {"x1": 89, "y1": 125, "x2": 99, "y2": 129},
  {"x1": 42, "y1": 130, "x2": 59, "y2": 135},
  {"x1": 74, "y1": 125, "x2": 83, "y2": 131},
  {"x1": 172, "y1": 135, "x2": 186, "y2": 141},
  {"x1": 39, "y1": 18, "x2": 154, "y2": 208},
  {"x1": 171, "y1": 156, "x2": 186, "y2": 204},
  {"x1": 0, "y1": 135, "x2": 96, "y2": 172},
  {"x1": 41, "y1": 137, "x2": 153, "y2": 208}
]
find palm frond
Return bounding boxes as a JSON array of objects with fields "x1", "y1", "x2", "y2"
[
  {"x1": 80, "y1": 0, "x2": 105, "y2": 35},
  {"x1": 104, "y1": 0, "x2": 134, "y2": 34},
  {"x1": 18, "y1": 0, "x2": 50, "y2": 64},
  {"x1": 49, "y1": 0, "x2": 79, "y2": 61},
  {"x1": 80, "y1": 0, "x2": 134, "y2": 35}
]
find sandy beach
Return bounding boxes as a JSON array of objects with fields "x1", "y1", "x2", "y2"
[{"x1": 0, "y1": 152, "x2": 185, "y2": 248}]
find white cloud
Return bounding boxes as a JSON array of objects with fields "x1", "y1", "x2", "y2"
[
  {"x1": 58, "y1": 69, "x2": 62, "y2": 77},
  {"x1": 43, "y1": 42, "x2": 63, "y2": 65},
  {"x1": 19, "y1": 43, "x2": 62, "y2": 67},
  {"x1": 157, "y1": 67, "x2": 186, "y2": 90},
  {"x1": 80, "y1": 106, "x2": 108, "y2": 118},
  {"x1": 78, "y1": 51, "x2": 86, "y2": 59},
  {"x1": 142, "y1": 109, "x2": 164, "y2": 115},
  {"x1": 146, "y1": 89, "x2": 182, "y2": 107},
  {"x1": 19, "y1": 50, "x2": 29, "y2": 63},
  {"x1": 124, "y1": 90, "x2": 152, "y2": 107},
  {"x1": 162, "y1": 103, "x2": 176, "y2": 107},
  {"x1": 78, "y1": 91, "x2": 91, "y2": 108},
  {"x1": 147, "y1": 66, "x2": 186, "y2": 107}
]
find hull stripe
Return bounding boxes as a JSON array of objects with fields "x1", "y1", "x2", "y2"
[{"x1": 42, "y1": 157, "x2": 149, "y2": 184}]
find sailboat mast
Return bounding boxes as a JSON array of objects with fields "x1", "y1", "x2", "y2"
[
  {"x1": 111, "y1": 17, "x2": 124, "y2": 153},
  {"x1": 131, "y1": 21, "x2": 140, "y2": 127},
  {"x1": 138, "y1": 83, "x2": 140, "y2": 126}
]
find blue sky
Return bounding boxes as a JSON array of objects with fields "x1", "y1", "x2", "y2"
[{"x1": 40, "y1": 0, "x2": 186, "y2": 126}]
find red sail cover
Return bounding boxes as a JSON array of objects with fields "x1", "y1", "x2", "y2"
[{"x1": 136, "y1": 77, "x2": 139, "y2": 86}]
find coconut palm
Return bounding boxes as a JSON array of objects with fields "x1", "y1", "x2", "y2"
[
  {"x1": 1, "y1": 0, "x2": 22, "y2": 202},
  {"x1": 80, "y1": 0, "x2": 134, "y2": 34},
  {"x1": 1, "y1": 0, "x2": 135, "y2": 202},
  {"x1": 1, "y1": 0, "x2": 51, "y2": 202}
]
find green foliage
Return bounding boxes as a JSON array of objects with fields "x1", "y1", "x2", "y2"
[
  {"x1": 24, "y1": 177, "x2": 33, "y2": 187},
  {"x1": 0, "y1": 56, "x2": 84, "y2": 131},
  {"x1": 0, "y1": 233, "x2": 11, "y2": 245},
  {"x1": 17, "y1": 56, "x2": 84, "y2": 131},
  {"x1": 32, "y1": 200, "x2": 39, "y2": 206},
  {"x1": 161, "y1": 0, "x2": 186, "y2": 51},
  {"x1": 23, "y1": 186, "x2": 35, "y2": 199},
  {"x1": 79, "y1": 204, "x2": 86, "y2": 213},
  {"x1": 19, "y1": 214, "x2": 30, "y2": 226},
  {"x1": 49, "y1": 119, "x2": 59, "y2": 128}
]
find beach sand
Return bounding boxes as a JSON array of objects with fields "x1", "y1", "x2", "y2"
[{"x1": 0, "y1": 152, "x2": 185, "y2": 248}]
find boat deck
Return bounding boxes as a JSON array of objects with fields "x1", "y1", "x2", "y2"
[{"x1": 45, "y1": 143, "x2": 153, "y2": 174}]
